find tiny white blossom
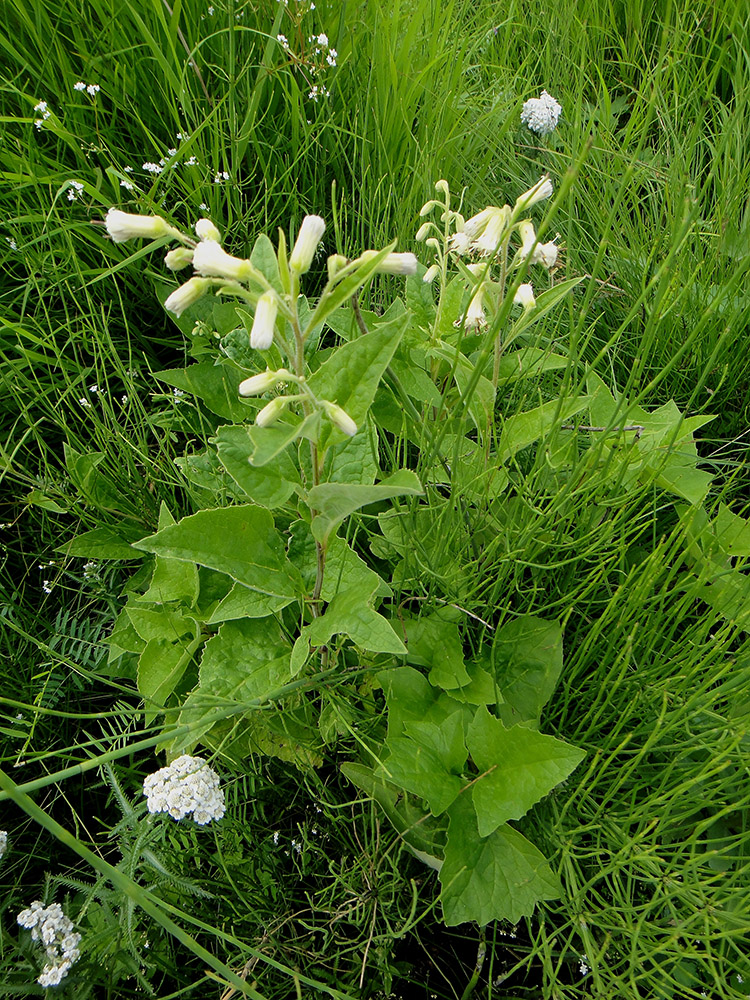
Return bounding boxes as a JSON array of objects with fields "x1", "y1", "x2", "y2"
[
  {"x1": 184, "y1": 155, "x2": 199, "y2": 166},
  {"x1": 78, "y1": 397, "x2": 91, "y2": 408},
  {"x1": 123, "y1": 165, "x2": 133, "y2": 173},
  {"x1": 86, "y1": 84, "x2": 100, "y2": 96},
  {"x1": 143, "y1": 755, "x2": 225, "y2": 823},
  {"x1": 73, "y1": 81, "x2": 86, "y2": 91},
  {"x1": 143, "y1": 161, "x2": 163, "y2": 175},
  {"x1": 213, "y1": 170, "x2": 230, "y2": 183},
  {"x1": 316, "y1": 32, "x2": 328, "y2": 47},
  {"x1": 120, "y1": 180, "x2": 134, "y2": 190},
  {"x1": 326, "y1": 49, "x2": 337, "y2": 66},
  {"x1": 34, "y1": 101, "x2": 48, "y2": 114},
  {"x1": 207, "y1": 4, "x2": 214, "y2": 13},
  {"x1": 6, "y1": 237, "x2": 18, "y2": 250},
  {"x1": 521, "y1": 90, "x2": 562, "y2": 136},
  {"x1": 0, "y1": 830, "x2": 7, "y2": 860},
  {"x1": 277, "y1": 33, "x2": 290, "y2": 50}
]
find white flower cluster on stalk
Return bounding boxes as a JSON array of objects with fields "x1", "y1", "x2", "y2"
[
  {"x1": 520, "y1": 90, "x2": 562, "y2": 136},
  {"x1": 0, "y1": 830, "x2": 7, "y2": 859},
  {"x1": 142, "y1": 755, "x2": 226, "y2": 824},
  {"x1": 16, "y1": 901, "x2": 82, "y2": 987}
]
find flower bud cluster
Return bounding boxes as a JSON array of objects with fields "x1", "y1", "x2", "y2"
[
  {"x1": 17, "y1": 901, "x2": 82, "y2": 987},
  {"x1": 143, "y1": 754, "x2": 226, "y2": 824}
]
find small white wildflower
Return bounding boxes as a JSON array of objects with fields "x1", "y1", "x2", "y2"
[
  {"x1": 88, "y1": 383, "x2": 99, "y2": 394},
  {"x1": 176, "y1": 131, "x2": 187, "y2": 140},
  {"x1": 34, "y1": 101, "x2": 48, "y2": 114},
  {"x1": 207, "y1": 4, "x2": 214, "y2": 12},
  {"x1": 120, "y1": 180, "x2": 134, "y2": 190},
  {"x1": 326, "y1": 49, "x2": 337, "y2": 66},
  {"x1": 42, "y1": 580, "x2": 53, "y2": 594},
  {"x1": 6, "y1": 237, "x2": 18, "y2": 250},
  {"x1": 73, "y1": 81, "x2": 86, "y2": 91},
  {"x1": 123, "y1": 165, "x2": 133, "y2": 173},
  {"x1": 184, "y1": 155, "x2": 199, "y2": 167},
  {"x1": 142, "y1": 161, "x2": 163, "y2": 175},
  {"x1": 195, "y1": 218, "x2": 221, "y2": 242},
  {"x1": 173, "y1": 388, "x2": 186, "y2": 402},
  {"x1": 213, "y1": 170, "x2": 230, "y2": 183},
  {"x1": 143, "y1": 755, "x2": 225, "y2": 823},
  {"x1": 164, "y1": 277, "x2": 211, "y2": 317},
  {"x1": 86, "y1": 84, "x2": 100, "y2": 96},
  {"x1": 199, "y1": 202, "x2": 208, "y2": 211},
  {"x1": 83, "y1": 561, "x2": 99, "y2": 579},
  {"x1": 272, "y1": 831, "x2": 280, "y2": 844},
  {"x1": 317, "y1": 32, "x2": 328, "y2": 46},
  {"x1": 0, "y1": 830, "x2": 7, "y2": 859},
  {"x1": 78, "y1": 397, "x2": 91, "y2": 408},
  {"x1": 521, "y1": 90, "x2": 562, "y2": 136},
  {"x1": 277, "y1": 33, "x2": 290, "y2": 49},
  {"x1": 121, "y1": 394, "x2": 128, "y2": 405},
  {"x1": 579, "y1": 958, "x2": 590, "y2": 976}
]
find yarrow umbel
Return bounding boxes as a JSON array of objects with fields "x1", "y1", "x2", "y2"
[
  {"x1": 142, "y1": 754, "x2": 226, "y2": 824},
  {"x1": 17, "y1": 901, "x2": 82, "y2": 987},
  {"x1": 520, "y1": 90, "x2": 562, "y2": 136}
]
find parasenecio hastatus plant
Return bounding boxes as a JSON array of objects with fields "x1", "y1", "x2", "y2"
[{"x1": 62, "y1": 175, "x2": 714, "y2": 929}]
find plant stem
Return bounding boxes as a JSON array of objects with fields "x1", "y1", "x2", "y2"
[{"x1": 459, "y1": 926, "x2": 487, "y2": 1000}]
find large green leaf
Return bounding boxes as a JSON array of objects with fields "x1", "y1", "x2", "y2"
[
  {"x1": 497, "y1": 396, "x2": 593, "y2": 463},
  {"x1": 323, "y1": 419, "x2": 380, "y2": 485},
  {"x1": 247, "y1": 411, "x2": 321, "y2": 467},
  {"x1": 214, "y1": 424, "x2": 299, "y2": 507},
  {"x1": 308, "y1": 469, "x2": 423, "y2": 544},
  {"x1": 306, "y1": 317, "x2": 405, "y2": 448},
  {"x1": 206, "y1": 584, "x2": 294, "y2": 624},
  {"x1": 493, "y1": 616, "x2": 563, "y2": 727},
  {"x1": 291, "y1": 583, "x2": 405, "y2": 673},
  {"x1": 467, "y1": 706, "x2": 585, "y2": 836},
  {"x1": 440, "y1": 797, "x2": 560, "y2": 926},
  {"x1": 154, "y1": 361, "x2": 254, "y2": 421},
  {"x1": 126, "y1": 607, "x2": 195, "y2": 643},
  {"x1": 56, "y1": 525, "x2": 145, "y2": 561},
  {"x1": 138, "y1": 637, "x2": 197, "y2": 725},
  {"x1": 401, "y1": 614, "x2": 470, "y2": 689},
  {"x1": 141, "y1": 503, "x2": 200, "y2": 606},
  {"x1": 133, "y1": 505, "x2": 301, "y2": 599}
]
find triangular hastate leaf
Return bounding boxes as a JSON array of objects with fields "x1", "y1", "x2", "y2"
[
  {"x1": 467, "y1": 705, "x2": 585, "y2": 836},
  {"x1": 133, "y1": 505, "x2": 301, "y2": 599},
  {"x1": 296, "y1": 583, "x2": 406, "y2": 659},
  {"x1": 493, "y1": 616, "x2": 563, "y2": 726},
  {"x1": 440, "y1": 797, "x2": 560, "y2": 926},
  {"x1": 402, "y1": 614, "x2": 470, "y2": 689},
  {"x1": 308, "y1": 469, "x2": 422, "y2": 544},
  {"x1": 141, "y1": 503, "x2": 200, "y2": 606}
]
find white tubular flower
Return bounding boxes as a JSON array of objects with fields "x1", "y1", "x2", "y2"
[
  {"x1": 0, "y1": 830, "x2": 7, "y2": 860},
  {"x1": 143, "y1": 755, "x2": 225, "y2": 824},
  {"x1": 164, "y1": 277, "x2": 210, "y2": 317},
  {"x1": 238, "y1": 368, "x2": 290, "y2": 396},
  {"x1": 195, "y1": 218, "x2": 221, "y2": 242},
  {"x1": 474, "y1": 206, "x2": 511, "y2": 256},
  {"x1": 105, "y1": 208, "x2": 176, "y2": 243},
  {"x1": 514, "y1": 175, "x2": 553, "y2": 212},
  {"x1": 164, "y1": 247, "x2": 194, "y2": 270},
  {"x1": 537, "y1": 241, "x2": 559, "y2": 269},
  {"x1": 415, "y1": 221, "x2": 431, "y2": 241},
  {"x1": 250, "y1": 291, "x2": 278, "y2": 350},
  {"x1": 463, "y1": 207, "x2": 498, "y2": 240},
  {"x1": 423, "y1": 263, "x2": 440, "y2": 283},
  {"x1": 448, "y1": 230, "x2": 472, "y2": 255},
  {"x1": 289, "y1": 214, "x2": 326, "y2": 274},
  {"x1": 192, "y1": 239, "x2": 253, "y2": 282},
  {"x1": 434, "y1": 178, "x2": 450, "y2": 197},
  {"x1": 256, "y1": 396, "x2": 288, "y2": 427},
  {"x1": 323, "y1": 401, "x2": 357, "y2": 436},
  {"x1": 516, "y1": 220, "x2": 539, "y2": 261},
  {"x1": 463, "y1": 263, "x2": 488, "y2": 329},
  {"x1": 513, "y1": 283, "x2": 536, "y2": 309},
  {"x1": 520, "y1": 90, "x2": 562, "y2": 136},
  {"x1": 376, "y1": 252, "x2": 418, "y2": 275},
  {"x1": 327, "y1": 253, "x2": 348, "y2": 281}
]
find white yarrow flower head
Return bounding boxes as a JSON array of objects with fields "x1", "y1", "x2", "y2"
[
  {"x1": 17, "y1": 901, "x2": 82, "y2": 987},
  {"x1": 0, "y1": 830, "x2": 7, "y2": 859},
  {"x1": 513, "y1": 282, "x2": 536, "y2": 309},
  {"x1": 195, "y1": 218, "x2": 221, "y2": 242},
  {"x1": 251, "y1": 291, "x2": 279, "y2": 350},
  {"x1": 513, "y1": 175, "x2": 553, "y2": 213},
  {"x1": 105, "y1": 208, "x2": 176, "y2": 243},
  {"x1": 143, "y1": 755, "x2": 226, "y2": 824},
  {"x1": 290, "y1": 215, "x2": 326, "y2": 274},
  {"x1": 73, "y1": 81, "x2": 86, "y2": 91},
  {"x1": 521, "y1": 90, "x2": 562, "y2": 136},
  {"x1": 192, "y1": 239, "x2": 253, "y2": 282},
  {"x1": 164, "y1": 277, "x2": 210, "y2": 317}
]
